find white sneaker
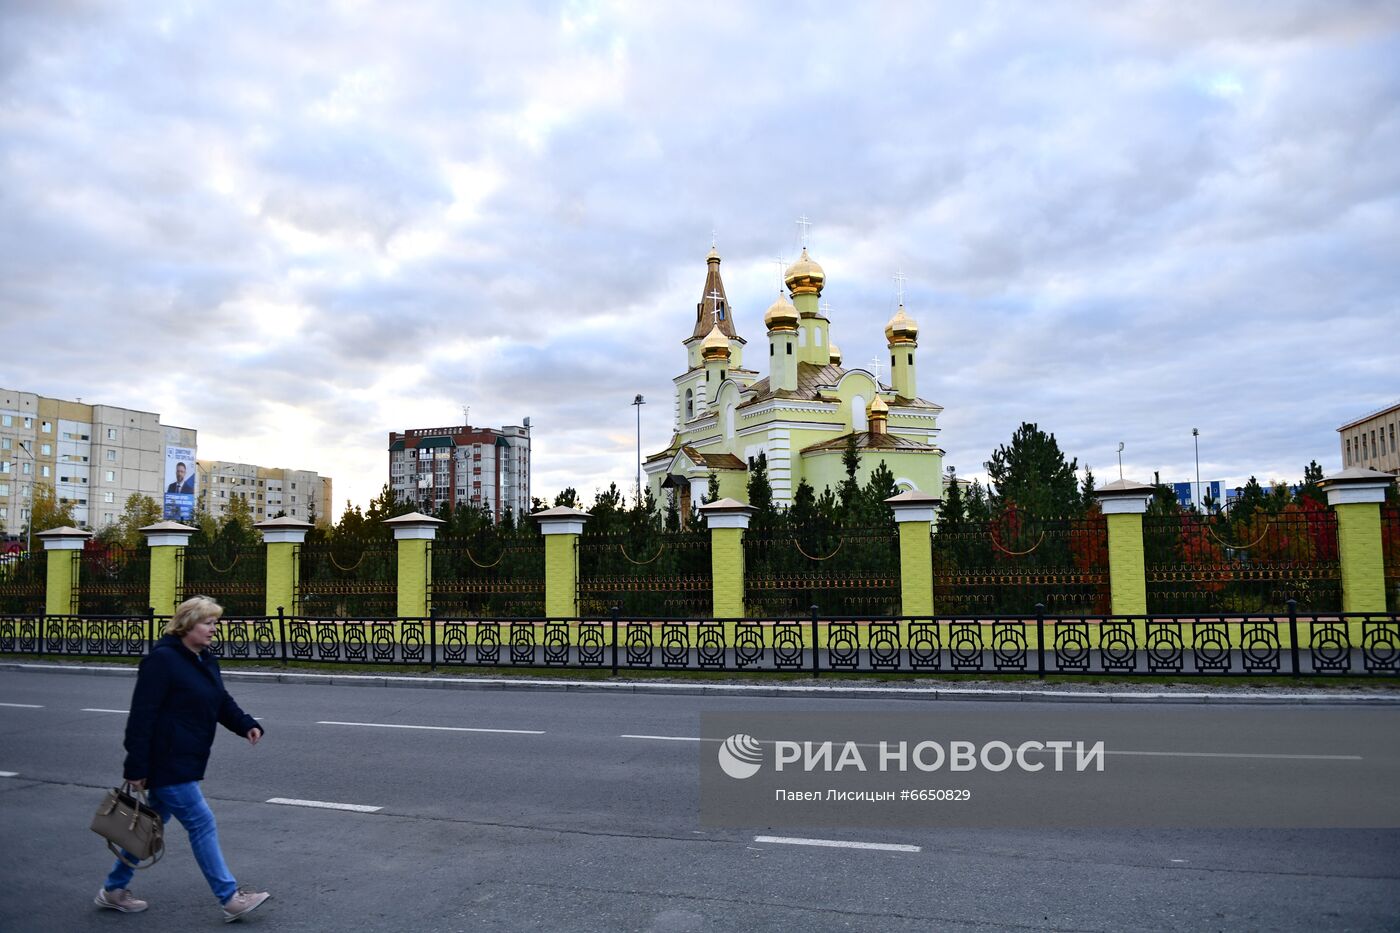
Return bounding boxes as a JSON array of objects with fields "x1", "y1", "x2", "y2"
[
  {"x1": 221, "y1": 887, "x2": 270, "y2": 923},
  {"x1": 95, "y1": 887, "x2": 149, "y2": 913}
]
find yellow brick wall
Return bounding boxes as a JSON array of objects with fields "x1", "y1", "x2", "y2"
[
  {"x1": 710, "y1": 527, "x2": 746, "y2": 618},
  {"x1": 265, "y1": 541, "x2": 299, "y2": 617},
  {"x1": 1335, "y1": 502, "x2": 1385, "y2": 613},
  {"x1": 396, "y1": 538, "x2": 430, "y2": 618},
  {"x1": 148, "y1": 545, "x2": 182, "y2": 617},
  {"x1": 1105, "y1": 512, "x2": 1146, "y2": 616},
  {"x1": 544, "y1": 534, "x2": 579, "y2": 618},
  {"x1": 44, "y1": 549, "x2": 78, "y2": 616},
  {"x1": 897, "y1": 521, "x2": 933, "y2": 617}
]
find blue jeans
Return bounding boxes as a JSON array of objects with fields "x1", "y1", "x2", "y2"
[{"x1": 104, "y1": 781, "x2": 238, "y2": 904}]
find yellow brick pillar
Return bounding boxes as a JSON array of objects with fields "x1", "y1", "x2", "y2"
[
  {"x1": 531, "y1": 507, "x2": 591, "y2": 618},
  {"x1": 698, "y1": 498, "x2": 755, "y2": 618},
  {"x1": 254, "y1": 517, "x2": 314, "y2": 618},
  {"x1": 383, "y1": 512, "x2": 445, "y2": 618},
  {"x1": 885, "y1": 491, "x2": 941, "y2": 617},
  {"x1": 37, "y1": 526, "x2": 90, "y2": 617},
  {"x1": 139, "y1": 521, "x2": 196, "y2": 617},
  {"x1": 1319, "y1": 468, "x2": 1396, "y2": 613},
  {"x1": 1094, "y1": 480, "x2": 1152, "y2": 617}
]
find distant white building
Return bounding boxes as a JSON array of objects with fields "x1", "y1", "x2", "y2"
[{"x1": 197, "y1": 460, "x2": 333, "y2": 525}]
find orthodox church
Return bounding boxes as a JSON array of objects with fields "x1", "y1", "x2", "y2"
[{"x1": 644, "y1": 243, "x2": 945, "y2": 515}]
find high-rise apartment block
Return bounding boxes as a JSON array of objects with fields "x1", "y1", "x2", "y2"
[
  {"x1": 197, "y1": 460, "x2": 334, "y2": 525},
  {"x1": 1, "y1": 388, "x2": 198, "y2": 536},
  {"x1": 388, "y1": 420, "x2": 531, "y2": 519}
]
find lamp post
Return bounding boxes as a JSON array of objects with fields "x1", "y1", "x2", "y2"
[
  {"x1": 1192, "y1": 428, "x2": 1201, "y2": 512},
  {"x1": 632, "y1": 394, "x2": 645, "y2": 506}
]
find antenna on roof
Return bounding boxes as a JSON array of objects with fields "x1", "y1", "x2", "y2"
[{"x1": 462, "y1": 406, "x2": 470, "y2": 426}]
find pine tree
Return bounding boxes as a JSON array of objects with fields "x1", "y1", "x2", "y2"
[
  {"x1": 940, "y1": 472, "x2": 966, "y2": 532},
  {"x1": 985, "y1": 422, "x2": 1082, "y2": 517},
  {"x1": 838, "y1": 434, "x2": 862, "y2": 518},
  {"x1": 704, "y1": 472, "x2": 720, "y2": 504},
  {"x1": 1080, "y1": 465, "x2": 1097, "y2": 510},
  {"x1": 552, "y1": 487, "x2": 579, "y2": 509},
  {"x1": 747, "y1": 453, "x2": 775, "y2": 528}
]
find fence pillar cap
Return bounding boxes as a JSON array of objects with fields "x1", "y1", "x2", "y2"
[
  {"x1": 382, "y1": 511, "x2": 445, "y2": 541},
  {"x1": 1093, "y1": 479, "x2": 1153, "y2": 515},
  {"x1": 885, "y1": 490, "x2": 941, "y2": 523},
  {"x1": 698, "y1": 498, "x2": 754, "y2": 529},
  {"x1": 140, "y1": 520, "x2": 197, "y2": 547},
  {"x1": 255, "y1": 515, "x2": 315, "y2": 544},
  {"x1": 1318, "y1": 467, "x2": 1396, "y2": 506},
  {"x1": 531, "y1": 506, "x2": 590, "y2": 535},
  {"x1": 36, "y1": 525, "x2": 92, "y2": 550}
]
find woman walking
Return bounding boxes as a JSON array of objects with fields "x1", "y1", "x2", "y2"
[{"x1": 96, "y1": 596, "x2": 271, "y2": 923}]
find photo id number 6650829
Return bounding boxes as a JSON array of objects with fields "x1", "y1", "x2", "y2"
[{"x1": 903, "y1": 789, "x2": 972, "y2": 802}]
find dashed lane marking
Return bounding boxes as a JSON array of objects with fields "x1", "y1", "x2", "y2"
[
  {"x1": 81, "y1": 708, "x2": 128, "y2": 714},
  {"x1": 266, "y1": 797, "x2": 381, "y2": 813},
  {"x1": 754, "y1": 835, "x2": 921, "y2": 853},
  {"x1": 317, "y1": 720, "x2": 545, "y2": 735}
]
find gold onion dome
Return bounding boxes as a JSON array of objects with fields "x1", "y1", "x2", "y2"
[
  {"x1": 701, "y1": 323, "x2": 731, "y2": 361},
  {"x1": 784, "y1": 247, "x2": 825, "y2": 296},
  {"x1": 868, "y1": 395, "x2": 889, "y2": 415},
  {"x1": 828, "y1": 342, "x2": 842, "y2": 365},
  {"x1": 707, "y1": 245, "x2": 720, "y2": 262},
  {"x1": 764, "y1": 293, "x2": 799, "y2": 331},
  {"x1": 884, "y1": 304, "x2": 919, "y2": 344}
]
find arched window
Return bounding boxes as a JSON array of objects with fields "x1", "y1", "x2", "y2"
[
  {"x1": 852, "y1": 395, "x2": 867, "y2": 431},
  {"x1": 685, "y1": 388, "x2": 694, "y2": 420}
]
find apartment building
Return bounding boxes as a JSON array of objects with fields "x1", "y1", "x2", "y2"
[
  {"x1": 1, "y1": 388, "x2": 197, "y2": 535},
  {"x1": 1339, "y1": 401, "x2": 1400, "y2": 476},
  {"x1": 388, "y1": 419, "x2": 531, "y2": 520},
  {"x1": 197, "y1": 461, "x2": 334, "y2": 525}
]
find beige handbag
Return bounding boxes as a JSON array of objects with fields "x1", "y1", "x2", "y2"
[{"x1": 91, "y1": 783, "x2": 164, "y2": 869}]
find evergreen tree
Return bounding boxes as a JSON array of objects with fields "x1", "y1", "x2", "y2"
[
  {"x1": 788, "y1": 479, "x2": 818, "y2": 530},
  {"x1": 704, "y1": 472, "x2": 720, "y2": 504},
  {"x1": 747, "y1": 453, "x2": 775, "y2": 527},
  {"x1": 985, "y1": 422, "x2": 1082, "y2": 517},
  {"x1": 1297, "y1": 460, "x2": 1326, "y2": 507},
  {"x1": 965, "y1": 480, "x2": 992, "y2": 523},
  {"x1": 664, "y1": 490, "x2": 680, "y2": 532},
  {"x1": 552, "y1": 487, "x2": 579, "y2": 509},
  {"x1": 1230, "y1": 476, "x2": 1267, "y2": 525},
  {"x1": 1080, "y1": 465, "x2": 1097, "y2": 510},
  {"x1": 838, "y1": 434, "x2": 862, "y2": 517},
  {"x1": 939, "y1": 472, "x2": 966, "y2": 532},
  {"x1": 862, "y1": 460, "x2": 899, "y2": 524}
]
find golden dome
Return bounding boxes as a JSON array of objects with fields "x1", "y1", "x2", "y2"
[
  {"x1": 784, "y1": 247, "x2": 825, "y2": 297},
  {"x1": 764, "y1": 293, "x2": 799, "y2": 332},
  {"x1": 868, "y1": 395, "x2": 889, "y2": 415},
  {"x1": 884, "y1": 304, "x2": 919, "y2": 344},
  {"x1": 707, "y1": 245, "x2": 720, "y2": 263},
  {"x1": 701, "y1": 323, "x2": 731, "y2": 361},
  {"x1": 828, "y1": 342, "x2": 842, "y2": 365}
]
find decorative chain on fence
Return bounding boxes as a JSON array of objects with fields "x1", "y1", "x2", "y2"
[
  {"x1": 0, "y1": 551, "x2": 46, "y2": 614},
  {"x1": 430, "y1": 531, "x2": 545, "y2": 618},
  {"x1": 179, "y1": 543, "x2": 266, "y2": 617},
  {"x1": 744, "y1": 525, "x2": 900, "y2": 617},
  {"x1": 932, "y1": 514, "x2": 1109, "y2": 616},
  {"x1": 1143, "y1": 509, "x2": 1341, "y2": 613},
  {"x1": 578, "y1": 530, "x2": 712, "y2": 618},
  {"x1": 297, "y1": 540, "x2": 397, "y2": 618},
  {"x1": 79, "y1": 544, "x2": 152, "y2": 616}
]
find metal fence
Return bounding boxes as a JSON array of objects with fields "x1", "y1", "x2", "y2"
[
  {"x1": 932, "y1": 515, "x2": 1109, "y2": 616},
  {"x1": 7, "y1": 605, "x2": 1395, "y2": 678},
  {"x1": 79, "y1": 545, "x2": 151, "y2": 616},
  {"x1": 1144, "y1": 510, "x2": 1341, "y2": 613},
  {"x1": 745, "y1": 526, "x2": 900, "y2": 617},
  {"x1": 179, "y1": 544, "x2": 266, "y2": 616},
  {"x1": 578, "y1": 530, "x2": 711, "y2": 618},
  {"x1": 0, "y1": 551, "x2": 46, "y2": 614},
  {"x1": 1384, "y1": 505, "x2": 1399, "y2": 613},
  {"x1": 430, "y1": 532, "x2": 545, "y2": 618},
  {"x1": 297, "y1": 541, "x2": 397, "y2": 618}
]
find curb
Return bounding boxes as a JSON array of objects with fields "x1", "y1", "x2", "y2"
[{"x1": 2, "y1": 661, "x2": 1398, "y2": 705}]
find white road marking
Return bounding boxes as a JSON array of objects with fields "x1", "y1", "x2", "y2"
[
  {"x1": 1108, "y1": 750, "x2": 1362, "y2": 761},
  {"x1": 266, "y1": 797, "x2": 381, "y2": 813},
  {"x1": 621, "y1": 734, "x2": 718, "y2": 743},
  {"x1": 81, "y1": 708, "x2": 128, "y2": 714},
  {"x1": 755, "y1": 835, "x2": 921, "y2": 853},
  {"x1": 0, "y1": 702, "x2": 43, "y2": 709},
  {"x1": 0, "y1": 771, "x2": 18, "y2": 777},
  {"x1": 317, "y1": 720, "x2": 544, "y2": 735}
]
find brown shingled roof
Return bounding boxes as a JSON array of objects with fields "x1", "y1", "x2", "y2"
[
  {"x1": 690, "y1": 253, "x2": 741, "y2": 341},
  {"x1": 681, "y1": 446, "x2": 748, "y2": 470},
  {"x1": 801, "y1": 432, "x2": 943, "y2": 454}
]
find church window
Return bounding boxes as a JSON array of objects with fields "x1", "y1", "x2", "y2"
[
  {"x1": 720, "y1": 369, "x2": 726, "y2": 381},
  {"x1": 891, "y1": 354, "x2": 895, "y2": 368},
  {"x1": 815, "y1": 329, "x2": 823, "y2": 346},
  {"x1": 787, "y1": 343, "x2": 792, "y2": 354},
  {"x1": 716, "y1": 302, "x2": 725, "y2": 321},
  {"x1": 908, "y1": 353, "x2": 913, "y2": 364},
  {"x1": 852, "y1": 396, "x2": 867, "y2": 432},
  {"x1": 685, "y1": 389, "x2": 694, "y2": 419},
  {"x1": 770, "y1": 344, "x2": 774, "y2": 356}
]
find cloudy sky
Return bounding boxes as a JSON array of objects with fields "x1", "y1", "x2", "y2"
[{"x1": 3, "y1": 1, "x2": 1397, "y2": 517}]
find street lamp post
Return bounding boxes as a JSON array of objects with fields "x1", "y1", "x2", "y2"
[
  {"x1": 632, "y1": 395, "x2": 646, "y2": 506},
  {"x1": 1192, "y1": 428, "x2": 1201, "y2": 512}
]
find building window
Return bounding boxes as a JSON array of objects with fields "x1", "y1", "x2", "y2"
[
  {"x1": 22, "y1": 463, "x2": 31, "y2": 475},
  {"x1": 0, "y1": 415, "x2": 9, "y2": 426},
  {"x1": 23, "y1": 417, "x2": 31, "y2": 428},
  {"x1": 41, "y1": 421, "x2": 51, "y2": 433},
  {"x1": 1391, "y1": 423, "x2": 1397, "y2": 454},
  {"x1": 0, "y1": 463, "x2": 8, "y2": 474},
  {"x1": 105, "y1": 470, "x2": 115, "y2": 482},
  {"x1": 685, "y1": 389, "x2": 694, "y2": 420},
  {"x1": 104, "y1": 492, "x2": 114, "y2": 503},
  {"x1": 107, "y1": 427, "x2": 117, "y2": 440},
  {"x1": 106, "y1": 450, "x2": 116, "y2": 461},
  {"x1": 40, "y1": 443, "x2": 51, "y2": 456},
  {"x1": 0, "y1": 483, "x2": 7, "y2": 496},
  {"x1": 40, "y1": 465, "x2": 50, "y2": 478},
  {"x1": 1, "y1": 438, "x2": 8, "y2": 450}
]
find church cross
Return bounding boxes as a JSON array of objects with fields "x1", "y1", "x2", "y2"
[
  {"x1": 893, "y1": 270, "x2": 908, "y2": 306},
  {"x1": 868, "y1": 357, "x2": 886, "y2": 384},
  {"x1": 773, "y1": 256, "x2": 786, "y2": 291},
  {"x1": 795, "y1": 214, "x2": 811, "y2": 247},
  {"x1": 820, "y1": 301, "x2": 833, "y2": 317},
  {"x1": 707, "y1": 288, "x2": 725, "y2": 321}
]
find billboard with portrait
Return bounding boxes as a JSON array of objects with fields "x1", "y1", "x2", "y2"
[{"x1": 163, "y1": 445, "x2": 197, "y2": 521}]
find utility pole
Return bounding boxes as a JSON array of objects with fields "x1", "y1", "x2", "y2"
[
  {"x1": 1192, "y1": 428, "x2": 1201, "y2": 512},
  {"x1": 632, "y1": 394, "x2": 646, "y2": 506}
]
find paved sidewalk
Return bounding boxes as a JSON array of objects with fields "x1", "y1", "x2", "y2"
[{"x1": 4, "y1": 660, "x2": 1398, "y2": 705}]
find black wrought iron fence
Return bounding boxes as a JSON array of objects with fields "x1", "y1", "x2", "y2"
[
  {"x1": 1144, "y1": 510, "x2": 1341, "y2": 613},
  {"x1": 179, "y1": 544, "x2": 266, "y2": 616},
  {"x1": 1384, "y1": 505, "x2": 1399, "y2": 613},
  {"x1": 430, "y1": 531, "x2": 545, "y2": 618},
  {"x1": 297, "y1": 541, "x2": 397, "y2": 618},
  {"x1": 932, "y1": 515, "x2": 1109, "y2": 615},
  {"x1": 79, "y1": 544, "x2": 151, "y2": 616},
  {"x1": 745, "y1": 525, "x2": 900, "y2": 617},
  {"x1": 0, "y1": 551, "x2": 46, "y2": 614},
  {"x1": 578, "y1": 530, "x2": 711, "y2": 617},
  {"x1": 4, "y1": 606, "x2": 1397, "y2": 678}
]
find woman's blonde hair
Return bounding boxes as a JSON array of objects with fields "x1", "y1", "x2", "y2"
[{"x1": 165, "y1": 595, "x2": 224, "y2": 636}]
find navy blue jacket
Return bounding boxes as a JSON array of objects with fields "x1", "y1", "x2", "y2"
[{"x1": 123, "y1": 634, "x2": 262, "y2": 788}]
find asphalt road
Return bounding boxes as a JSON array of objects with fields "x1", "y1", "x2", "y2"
[{"x1": 1, "y1": 669, "x2": 1397, "y2": 932}]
